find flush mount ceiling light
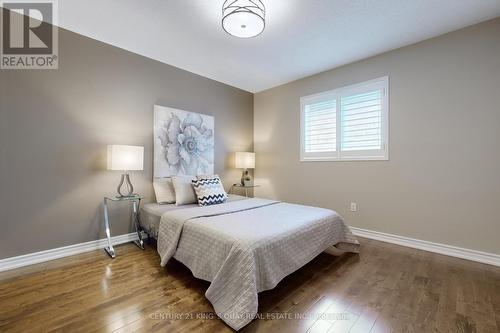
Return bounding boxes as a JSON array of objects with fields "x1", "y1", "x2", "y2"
[{"x1": 222, "y1": 0, "x2": 265, "y2": 38}]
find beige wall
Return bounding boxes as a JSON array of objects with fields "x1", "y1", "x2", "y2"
[
  {"x1": 0, "y1": 27, "x2": 253, "y2": 259},
  {"x1": 254, "y1": 18, "x2": 500, "y2": 255},
  {"x1": 1, "y1": 16, "x2": 499, "y2": 260}
]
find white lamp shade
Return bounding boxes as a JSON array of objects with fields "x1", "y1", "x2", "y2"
[
  {"x1": 235, "y1": 152, "x2": 255, "y2": 169},
  {"x1": 107, "y1": 145, "x2": 144, "y2": 171}
]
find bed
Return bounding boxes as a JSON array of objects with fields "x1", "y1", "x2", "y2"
[
  {"x1": 140, "y1": 195, "x2": 247, "y2": 239},
  {"x1": 139, "y1": 195, "x2": 360, "y2": 330}
]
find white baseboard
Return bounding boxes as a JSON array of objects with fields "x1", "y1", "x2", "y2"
[
  {"x1": 0, "y1": 233, "x2": 141, "y2": 272},
  {"x1": 351, "y1": 227, "x2": 500, "y2": 267},
  {"x1": 2, "y1": 228, "x2": 499, "y2": 273}
]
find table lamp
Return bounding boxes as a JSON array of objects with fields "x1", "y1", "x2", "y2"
[
  {"x1": 107, "y1": 145, "x2": 144, "y2": 197},
  {"x1": 235, "y1": 152, "x2": 255, "y2": 186}
]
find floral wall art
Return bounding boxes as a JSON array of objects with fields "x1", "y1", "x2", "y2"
[{"x1": 154, "y1": 105, "x2": 214, "y2": 178}]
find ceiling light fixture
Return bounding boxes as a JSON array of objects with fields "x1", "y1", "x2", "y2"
[{"x1": 222, "y1": 0, "x2": 265, "y2": 38}]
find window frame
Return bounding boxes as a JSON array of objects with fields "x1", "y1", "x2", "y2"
[{"x1": 300, "y1": 76, "x2": 389, "y2": 162}]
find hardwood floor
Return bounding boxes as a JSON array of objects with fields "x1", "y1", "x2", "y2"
[{"x1": 0, "y1": 238, "x2": 499, "y2": 333}]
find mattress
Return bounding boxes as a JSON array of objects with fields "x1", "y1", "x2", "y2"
[{"x1": 139, "y1": 194, "x2": 246, "y2": 238}]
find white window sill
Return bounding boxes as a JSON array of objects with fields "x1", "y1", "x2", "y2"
[{"x1": 300, "y1": 156, "x2": 389, "y2": 162}]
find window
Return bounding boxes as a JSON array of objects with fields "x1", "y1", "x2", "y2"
[{"x1": 300, "y1": 77, "x2": 389, "y2": 161}]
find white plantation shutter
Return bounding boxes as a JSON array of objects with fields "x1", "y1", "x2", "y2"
[
  {"x1": 301, "y1": 77, "x2": 388, "y2": 161},
  {"x1": 341, "y1": 90, "x2": 382, "y2": 151},
  {"x1": 304, "y1": 100, "x2": 336, "y2": 153}
]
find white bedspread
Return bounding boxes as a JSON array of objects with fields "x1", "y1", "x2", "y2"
[{"x1": 157, "y1": 198, "x2": 359, "y2": 330}]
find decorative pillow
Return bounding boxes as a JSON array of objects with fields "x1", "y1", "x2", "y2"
[
  {"x1": 193, "y1": 175, "x2": 228, "y2": 206},
  {"x1": 152, "y1": 178, "x2": 176, "y2": 204},
  {"x1": 172, "y1": 175, "x2": 197, "y2": 206}
]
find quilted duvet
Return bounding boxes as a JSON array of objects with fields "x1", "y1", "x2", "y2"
[{"x1": 157, "y1": 198, "x2": 360, "y2": 330}]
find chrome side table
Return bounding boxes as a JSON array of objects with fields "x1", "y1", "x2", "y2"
[{"x1": 103, "y1": 195, "x2": 145, "y2": 258}]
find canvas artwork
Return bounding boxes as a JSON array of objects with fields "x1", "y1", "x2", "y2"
[{"x1": 154, "y1": 105, "x2": 214, "y2": 178}]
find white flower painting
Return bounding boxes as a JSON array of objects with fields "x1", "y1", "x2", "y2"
[{"x1": 154, "y1": 105, "x2": 214, "y2": 178}]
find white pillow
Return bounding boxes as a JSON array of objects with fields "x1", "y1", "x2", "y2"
[
  {"x1": 153, "y1": 178, "x2": 175, "y2": 204},
  {"x1": 172, "y1": 175, "x2": 197, "y2": 206}
]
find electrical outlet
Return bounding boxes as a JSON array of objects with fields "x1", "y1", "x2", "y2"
[{"x1": 350, "y1": 202, "x2": 358, "y2": 212}]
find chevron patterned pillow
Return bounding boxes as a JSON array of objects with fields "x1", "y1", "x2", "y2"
[{"x1": 192, "y1": 176, "x2": 228, "y2": 206}]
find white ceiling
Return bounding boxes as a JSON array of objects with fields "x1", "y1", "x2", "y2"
[{"x1": 56, "y1": 0, "x2": 500, "y2": 93}]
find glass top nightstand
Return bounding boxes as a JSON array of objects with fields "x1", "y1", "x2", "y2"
[
  {"x1": 104, "y1": 195, "x2": 144, "y2": 202},
  {"x1": 229, "y1": 184, "x2": 260, "y2": 197},
  {"x1": 103, "y1": 195, "x2": 145, "y2": 258}
]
